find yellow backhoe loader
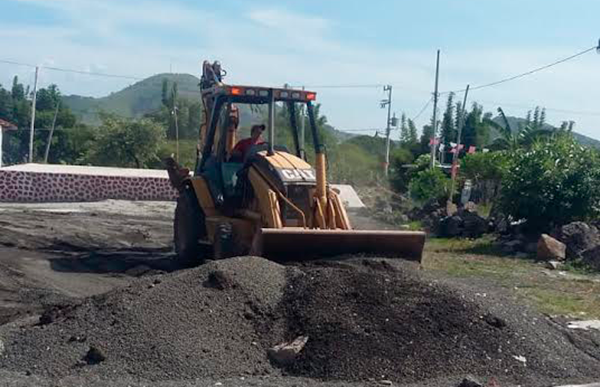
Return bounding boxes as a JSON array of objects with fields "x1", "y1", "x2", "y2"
[{"x1": 166, "y1": 61, "x2": 425, "y2": 265}]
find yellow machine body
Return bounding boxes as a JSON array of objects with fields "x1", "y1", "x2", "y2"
[{"x1": 167, "y1": 60, "x2": 425, "y2": 265}]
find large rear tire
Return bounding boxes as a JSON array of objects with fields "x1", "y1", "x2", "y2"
[{"x1": 174, "y1": 185, "x2": 208, "y2": 267}]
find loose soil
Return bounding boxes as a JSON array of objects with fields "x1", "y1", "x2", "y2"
[{"x1": 1, "y1": 201, "x2": 600, "y2": 387}]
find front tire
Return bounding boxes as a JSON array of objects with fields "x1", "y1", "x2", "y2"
[{"x1": 174, "y1": 185, "x2": 207, "y2": 267}]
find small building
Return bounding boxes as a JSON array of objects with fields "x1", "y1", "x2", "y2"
[{"x1": 0, "y1": 118, "x2": 18, "y2": 168}]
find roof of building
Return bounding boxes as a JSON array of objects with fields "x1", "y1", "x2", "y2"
[{"x1": 0, "y1": 119, "x2": 17, "y2": 130}]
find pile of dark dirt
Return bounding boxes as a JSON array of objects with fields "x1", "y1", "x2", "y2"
[
  {"x1": 279, "y1": 259, "x2": 600, "y2": 385},
  {"x1": 0, "y1": 257, "x2": 291, "y2": 380},
  {"x1": 1, "y1": 256, "x2": 599, "y2": 386}
]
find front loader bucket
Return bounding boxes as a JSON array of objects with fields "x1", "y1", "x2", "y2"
[{"x1": 256, "y1": 228, "x2": 426, "y2": 263}]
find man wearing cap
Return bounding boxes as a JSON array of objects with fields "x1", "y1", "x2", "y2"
[{"x1": 230, "y1": 124, "x2": 266, "y2": 160}]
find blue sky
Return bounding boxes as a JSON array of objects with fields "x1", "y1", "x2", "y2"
[{"x1": 1, "y1": 0, "x2": 599, "y2": 138}]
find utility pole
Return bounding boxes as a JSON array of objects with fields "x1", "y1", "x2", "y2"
[
  {"x1": 300, "y1": 86, "x2": 306, "y2": 159},
  {"x1": 43, "y1": 102, "x2": 60, "y2": 163},
  {"x1": 172, "y1": 106, "x2": 179, "y2": 162},
  {"x1": 381, "y1": 85, "x2": 393, "y2": 176},
  {"x1": 28, "y1": 66, "x2": 39, "y2": 163},
  {"x1": 430, "y1": 50, "x2": 440, "y2": 168},
  {"x1": 449, "y1": 84, "x2": 470, "y2": 203}
]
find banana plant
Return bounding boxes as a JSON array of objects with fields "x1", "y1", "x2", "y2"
[{"x1": 484, "y1": 107, "x2": 553, "y2": 151}]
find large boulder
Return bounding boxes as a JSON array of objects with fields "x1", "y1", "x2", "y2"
[
  {"x1": 439, "y1": 215, "x2": 463, "y2": 237},
  {"x1": 556, "y1": 222, "x2": 600, "y2": 260},
  {"x1": 461, "y1": 211, "x2": 488, "y2": 238},
  {"x1": 537, "y1": 234, "x2": 566, "y2": 261},
  {"x1": 581, "y1": 246, "x2": 600, "y2": 271}
]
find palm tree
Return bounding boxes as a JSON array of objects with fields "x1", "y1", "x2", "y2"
[{"x1": 484, "y1": 107, "x2": 552, "y2": 151}]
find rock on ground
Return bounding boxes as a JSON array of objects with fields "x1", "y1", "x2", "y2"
[
  {"x1": 557, "y1": 222, "x2": 600, "y2": 260},
  {"x1": 537, "y1": 234, "x2": 566, "y2": 261},
  {"x1": 581, "y1": 246, "x2": 600, "y2": 271}
]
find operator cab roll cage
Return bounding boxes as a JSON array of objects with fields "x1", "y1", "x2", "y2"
[
  {"x1": 195, "y1": 85, "x2": 323, "y2": 204},
  {"x1": 196, "y1": 85, "x2": 323, "y2": 175}
]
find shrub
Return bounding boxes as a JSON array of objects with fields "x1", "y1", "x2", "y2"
[
  {"x1": 86, "y1": 114, "x2": 165, "y2": 168},
  {"x1": 389, "y1": 147, "x2": 416, "y2": 192},
  {"x1": 499, "y1": 134, "x2": 600, "y2": 232},
  {"x1": 460, "y1": 151, "x2": 508, "y2": 204},
  {"x1": 409, "y1": 167, "x2": 450, "y2": 203},
  {"x1": 460, "y1": 151, "x2": 508, "y2": 183}
]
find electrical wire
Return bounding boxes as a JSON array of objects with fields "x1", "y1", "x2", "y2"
[
  {"x1": 0, "y1": 59, "x2": 34, "y2": 68},
  {"x1": 441, "y1": 45, "x2": 598, "y2": 95},
  {"x1": 43, "y1": 66, "x2": 142, "y2": 81},
  {"x1": 411, "y1": 97, "x2": 433, "y2": 121},
  {"x1": 2, "y1": 44, "x2": 597, "y2": 90},
  {"x1": 289, "y1": 84, "x2": 384, "y2": 89},
  {"x1": 0, "y1": 59, "x2": 143, "y2": 80}
]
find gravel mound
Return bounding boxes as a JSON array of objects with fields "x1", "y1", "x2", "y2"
[
  {"x1": 0, "y1": 257, "x2": 292, "y2": 380},
  {"x1": 1, "y1": 256, "x2": 599, "y2": 385},
  {"x1": 279, "y1": 259, "x2": 600, "y2": 385}
]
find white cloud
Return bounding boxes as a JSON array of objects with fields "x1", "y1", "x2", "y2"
[{"x1": 248, "y1": 8, "x2": 330, "y2": 32}]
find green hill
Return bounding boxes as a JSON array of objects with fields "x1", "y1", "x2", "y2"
[{"x1": 63, "y1": 73, "x2": 257, "y2": 126}]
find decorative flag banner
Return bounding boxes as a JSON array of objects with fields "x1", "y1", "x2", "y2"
[
  {"x1": 468, "y1": 146, "x2": 476, "y2": 154},
  {"x1": 450, "y1": 144, "x2": 464, "y2": 154},
  {"x1": 429, "y1": 137, "x2": 440, "y2": 146}
]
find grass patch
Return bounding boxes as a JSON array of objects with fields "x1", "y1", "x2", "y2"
[
  {"x1": 427, "y1": 235, "x2": 507, "y2": 257},
  {"x1": 424, "y1": 237, "x2": 600, "y2": 318},
  {"x1": 406, "y1": 220, "x2": 423, "y2": 231}
]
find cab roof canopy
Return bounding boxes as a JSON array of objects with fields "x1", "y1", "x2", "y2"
[{"x1": 202, "y1": 84, "x2": 316, "y2": 104}]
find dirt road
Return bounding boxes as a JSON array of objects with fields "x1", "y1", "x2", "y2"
[{"x1": 1, "y1": 200, "x2": 599, "y2": 387}]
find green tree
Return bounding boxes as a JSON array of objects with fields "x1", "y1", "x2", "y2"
[
  {"x1": 499, "y1": 133, "x2": 600, "y2": 232},
  {"x1": 46, "y1": 124, "x2": 95, "y2": 164},
  {"x1": 461, "y1": 151, "x2": 508, "y2": 203},
  {"x1": 399, "y1": 113, "x2": 409, "y2": 143},
  {"x1": 87, "y1": 114, "x2": 165, "y2": 168},
  {"x1": 419, "y1": 124, "x2": 434, "y2": 154},
  {"x1": 409, "y1": 167, "x2": 450, "y2": 203},
  {"x1": 559, "y1": 120, "x2": 575, "y2": 132},
  {"x1": 440, "y1": 92, "x2": 455, "y2": 146},
  {"x1": 462, "y1": 103, "x2": 491, "y2": 150},
  {"x1": 0, "y1": 85, "x2": 14, "y2": 121},
  {"x1": 407, "y1": 118, "x2": 418, "y2": 145},
  {"x1": 11, "y1": 76, "x2": 25, "y2": 101},
  {"x1": 389, "y1": 147, "x2": 415, "y2": 192}
]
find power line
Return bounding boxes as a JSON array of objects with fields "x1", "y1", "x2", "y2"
[
  {"x1": 341, "y1": 128, "x2": 383, "y2": 132},
  {"x1": 412, "y1": 97, "x2": 432, "y2": 121},
  {"x1": 2, "y1": 43, "x2": 597, "y2": 91},
  {"x1": 43, "y1": 65, "x2": 142, "y2": 81},
  {"x1": 290, "y1": 84, "x2": 384, "y2": 89},
  {"x1": 0, "y1": 59, "x2": 143, "y2": 80},
  {"x1": 0, "y1": 59, "x2": 35, "y2": 68},
  {"x1": 441, "y1": 45, "x2": 598, "y2": 95}
]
